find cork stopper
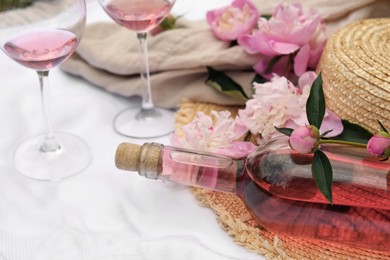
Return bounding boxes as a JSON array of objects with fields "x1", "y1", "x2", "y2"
[
  {"x1": 115, "y1": 142, "x2": 163, "y2": 179},
  {"x1": 115, "y1": 143, "x2": 142, "y2": 172}
]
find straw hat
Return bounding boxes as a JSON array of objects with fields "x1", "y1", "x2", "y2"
[{"x1": 317, "y1": 18, "x2": 390, "y2": 134}]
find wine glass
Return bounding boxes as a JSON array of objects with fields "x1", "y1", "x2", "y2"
[
  {"x1": 0, "y1": 0, "x2": 91, "y2": 181},
  {"x1": 98, "y1": 0, "x2": 176, "y2": 138}
]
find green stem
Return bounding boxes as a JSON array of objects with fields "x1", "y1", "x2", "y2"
[{"x1": 319, "y1": 139, "x2": 367, "y2": 147}]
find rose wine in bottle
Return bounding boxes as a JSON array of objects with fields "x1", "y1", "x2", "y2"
[{"x1": 115, "y1": 137, "x2": 390, "y2": 252}]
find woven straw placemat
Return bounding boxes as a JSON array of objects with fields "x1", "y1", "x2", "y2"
[{"x1": 174, "y1": 99, "x2": 390, "y2": 260}]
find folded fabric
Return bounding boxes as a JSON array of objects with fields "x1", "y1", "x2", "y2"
[
  {"x1": 61, "y1": 0, "x2": 390, "y2": 108},
  {"x1": 61, "y1": 21, "x2": 258, "y2": 108}
]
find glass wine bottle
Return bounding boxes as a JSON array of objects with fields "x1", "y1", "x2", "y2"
[{"x1": 115, "y1": 136, "x2": 390, "y2": 252}]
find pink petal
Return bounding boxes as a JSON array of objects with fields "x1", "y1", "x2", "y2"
[
  {"x1": 239, "y1": 31, "x2": 281, "y2": 56},
  {"x1": 269, "y1": 40, "x2": 300, "y2": 55},
  {"x1": 233, "y1": 118, "x2": 249, "y2": 137},
  {"x1": 206, "y1": 10, "x2": 217, "y2": 25},
  {"x1": 232, "y1": 0, "x2": 249, "y2": 8},
  {"x1": 298, "y1": 71, "x2": 317, "y2": 89},
  {"x1": 253, "y1": 58, "x2": 269, "y2": 74},
  {"x1": 285, "y1": 115, "x2": 305, "y2": 129},
  {"x1": 288, "y1": 15, "x2": 321, "y2": 44},
  {"x1": 290, "y1": 135, "x2": 314, "y2": 154},
  {"x1": 294, "y1": 44, "x2": 310, "y2": 76},
  {"x1": 308, "y1": 39, "x2": 326, "y2": 68},
  {"x1": 320, "y1": 110, "x2": 344, "y2": 137},
  {"x1": 238, "y1": 34, "x2": 261, "y2": 54}
]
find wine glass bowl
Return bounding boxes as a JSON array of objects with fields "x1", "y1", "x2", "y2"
[
  {"x1": 0, "y1": 0, "x2": 91, "y2": 181},
  {"x1": 3, "y1": 29, "x2": 78, "y2": 71},
  {"x1": 101, "y1": 0, "x2": 173, "y2": 32},
  {"x1": 98, "y1": 0, "x2": 176, "y2": 138}
]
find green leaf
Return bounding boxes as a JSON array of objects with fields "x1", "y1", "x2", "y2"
[
  {"x1": 160, "y1": 17, "x2": 175, "y2": 29},
  {"x1": 274, "y1": 127, "x2": 294, "y2": 137},
  {"x1": 328, "y1": 120, "x2": 373, "y2": 144},
  {"x1": 252, "y1": 73, "x2": 267, "y2": 85},
  {"x1": 206, "y1": 66, "x2": 249, "y2": 102},
  {"x1": 377, "y1": 120, "x2": 389, "y2": 134},
  {"x1": 306, "y1": 73, "x2": 325, "y2": 129},
  {"x1": 312, "y1": 150, "x2": 333, "y2": 204}
]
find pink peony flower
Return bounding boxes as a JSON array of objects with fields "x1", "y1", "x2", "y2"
[
  {"x1": 289, "y1": 125, "x2": 320, "y2": 154},
  {"x1": 238, "y1": 3, "x2": 326, "y2": 77},
  {"x1": 367, "y1": 134, "x2": 390, "y2": 158},
  {"x1": 238, "y1": 72, "x2": 343, "y2": 142},
  {"x1": 238, "y1": 76, "x2": 300, "y2": 141},
  {"x1": 170, "y1": 111, "x2": 255, "y2": 158},
  {"x1": 206, "y1": 0, "x2": 259, "y2": 41}
]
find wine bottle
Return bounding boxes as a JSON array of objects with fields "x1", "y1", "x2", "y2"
[{"x1": 115, "y1": 137, "x2": 390, "y2": 252}]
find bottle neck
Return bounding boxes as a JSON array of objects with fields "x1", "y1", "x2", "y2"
[
  {"x1": 153, "y1": 145, "x2": 246, "y2": 193},
  {"x1": 115, "y1": 142, "x2": 246, "y2": 193}
]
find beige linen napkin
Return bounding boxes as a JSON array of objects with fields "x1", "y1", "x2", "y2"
[{"x1": 61, "y1": 0, "x2": 390, "y2": 109}]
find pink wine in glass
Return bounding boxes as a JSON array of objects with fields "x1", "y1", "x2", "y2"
[
  {"x1": 103, "y1": 0, "x2": 173, "y2": 32},
  {"x1": 3, "y1": 29, "x2": 78, "y2": 71}
]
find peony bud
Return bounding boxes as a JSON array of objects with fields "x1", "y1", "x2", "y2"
[
  {"x1": 289, "y1": 125, "x2": 320, "y2": 154},
  {"x1": 367, "y1": 133, "x2": 390, "y2": 159}
]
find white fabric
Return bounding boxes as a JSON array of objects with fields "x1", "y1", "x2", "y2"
[{"x1": 0, "y1": 1, "x2": 261, "y2": 260}]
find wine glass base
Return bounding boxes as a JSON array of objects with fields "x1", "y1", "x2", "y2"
[
  {"x1": 13, "y1": 132, "x2": 92, "y2": 181},
  {"x1": 114, "y1": 107, "x2": 175, "y2": 138}
]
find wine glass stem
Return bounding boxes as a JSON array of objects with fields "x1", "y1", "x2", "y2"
[
  {"x1": 38, "y1": 70, "x2": 61, "y2": 153},
  {"x1": 137, "y1": 32, "x2": 155, "y2": 111}
]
